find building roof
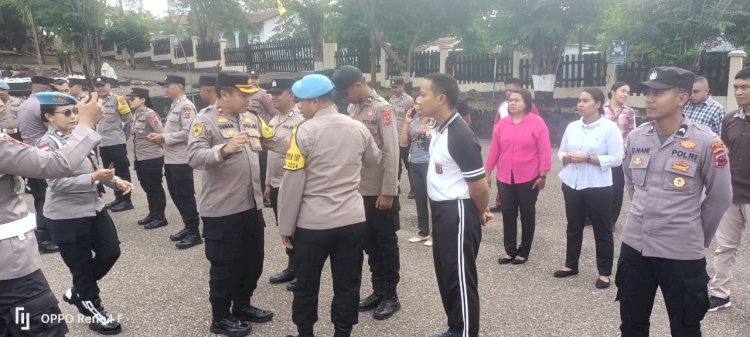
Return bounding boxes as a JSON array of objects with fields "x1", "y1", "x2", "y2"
[{"x1": 246, "y1": 9, "x2": 280, "y2": 24}]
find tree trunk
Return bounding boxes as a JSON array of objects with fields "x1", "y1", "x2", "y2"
[
  {"x1": 369, "y1": 30, "x2": 377, "y2": 84},
  {"x1": 27, "y1": 9, "x2": 43, "y2": 66}
]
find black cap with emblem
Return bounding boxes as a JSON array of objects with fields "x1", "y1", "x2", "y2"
[
  {"x1": 127, "y1": 87, "x2": 150, "y2": 98},
  {"x1": 31, "y1": 76, "x2": 55, "y2": 86},
  {"x1": 158, "y1": 74, "x2": 186, "y2": 86},
  {"x1": 249, "y1": 70, "x2": 260, "y2": 78},
  {"x1": 390, "y1": 77, "x2": 405, "y2": 87},
  {"x1": 93, "y1": 76, "x2": 109, "y2": 85},
  {"x1": 217, "y1": 70, "x2": 259, "y2": 94},
  {"x1": 192, "y1": 73, "x2": 218, "y2": 89},
  {"x1": 641, "y1": 66, "x2": 695, "y2": 92},
  {"x1": 267, "y1": 78, "x2": 295, "y2": 94},
  {"x1": 68, "y1": 78, "x2": 87, "y2": 87}
]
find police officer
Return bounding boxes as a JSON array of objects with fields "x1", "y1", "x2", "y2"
[
  {"x1": 16, "y1": 75, "x2": 57, "y2": 254},
  {"x1": 188, "y1": 70, "x2": 288, "y2": 337},
  {"x1": 0, "y1": 92, "x2": 102, "y2": 337},
  {"x1": 94, "y1": 76, "x2": 134, "y2": 212},
  {"x1": 618, "y1": 67, "x2": 732, "y2": 336},
  {"x1": 265, "y1": 78, "x2": 305, "y2": 290},
  {"x1": 332, "y1": 65, "x2": 401, "y2": 320},
  {"x1": 128, "y1": 88, "x2": 167, "y2": 228},
  {"x1": 279, "y1": 74, "x2": 381, "y2": 337},
  {"x1": 68, "y1": 78, "x2": 89, "y2": 101},
  {"x1": 37, "y1": 92, "x2": 132, "y2": 335},
  {"x1": 248, "y1": 70, "x2": 277, "y2": 202},
  {"x1": 0, "y1": 81, "x2": 23, "y2": 141},
  {"x1": 193, "y1": 73, "x2": 218, "y2": 117},
  {"x1": 389, "y1": 77, "x2": 415, "y2": 196},
  {"x1": 148, "y1": 74, "x2": 201, "y2": 248}
]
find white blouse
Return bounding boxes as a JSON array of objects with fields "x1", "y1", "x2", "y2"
[{"x1": 558, "y1": 117, "x2": 624, "y2": 190}]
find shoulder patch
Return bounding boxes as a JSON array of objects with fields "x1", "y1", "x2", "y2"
[
  {"x1": 148, "y1": 113, "x2": 160, "y2": 127},
  {"x1": 3, "y1": 133, "x2": 28, "y2": 148},
  {"x1": 192, "y1": 122, "x2": 205, "y2": 137},
  {"x1": 182, "y1": 104, "x2": 194, "y2": 118},
  {"x1": 381, "y1": 106, "x2": 393, "y2": 126},
  {"x1": 712, "y1": 140, "x2": 728, "y2": 168},
  {"x1": 283, "y1": 128, "x2": 305, "y2": 171}
]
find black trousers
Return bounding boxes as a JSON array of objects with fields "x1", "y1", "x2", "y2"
[
  {"x1": 292, "y1": 223, "x2": 366, "y2": 334},
  {"x1": 362, "y1": 195, "x2": 401, "y2": 295},
  {"x1": 397, "y1": 146, "x2": 410, "y2": 181},
  {"x1": 408, "y1": 162, "x2": 431, "y2": 236},
  {"x1": 561, "y1": 184, "x2": 614, "y2": 276},
  {"x1": 270, "y1": 186, "x2": 295, "y2": 261},
  {"x1": 134, "y1": 157, "x2": 167, "y2": 219},
  {"x1": 610, "y1": 165, "x2": 625, "y2": 229},
  {"x1": 164, "y1": 163, "x2": 200, "y2": 233},
  {"x1": 430, "y1": 199, "x2": 481, "y2": 337},
  {"x1": 202, "y1": 209, "x2": 264, "y2": 321},
  {"x1": 616, "y1": 243, "x2": 710, "y2": 337},
  {"x1": 259, "y1": 150, "x2": 268, "y2": 187},
  {"x1": 498, "y1": 179, "x2": 539, "y2": 258},
  {"x1": 49, "y1": 211, "x2": 121, "y2": 301},
  {"x1": 100, "y1": 144, "x2": 131, "y2": 203},
  {"x1": 0, "y1": 270, "x2": 68, "y2": 337},
  {"x1": 27, "y1": 178, "x2": 51, "y2": 243}
]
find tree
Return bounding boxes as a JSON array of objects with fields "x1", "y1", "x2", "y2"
[
  {"x1": 103, "y1": 12, "x2": 155, "y2": 53},
  {"x1": 173, "y1": 0, "x2": 247, "y2": 42},
  {"x1": 272, "y1": 1, "x2": 333, "y2": 71},
  {"x1": 0, "y1": 0, "x2": 51, "y2": 65}
]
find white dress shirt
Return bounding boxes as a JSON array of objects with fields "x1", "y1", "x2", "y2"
[{"x1": 558, "y1": 116, "x2": 624, "y2": 190}]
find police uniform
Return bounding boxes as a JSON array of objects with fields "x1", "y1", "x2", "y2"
[
  {"x1": 95, "y1": 76, "x2": 134, "y2": 211},
  {"x1": 68, "y1": 78, "x2": 89, "y2": 102},
  {"x1": 265, "y1": 79, "x2": 305, "y2": 288},
  {"x1": 16, "y1": 76, "x2": 58, "y2": 252},
  {"x1": 128, "y1": 88, "x2": 167, "y2": 227},
  {"x1": 192, "y1": 73, "x2": 219, "y2": 119},
  {"x1": 0, "y1": 81, "x2": 23, "y2": 141},
  {"x1": 36, "y1": 92, "x2": 123, "y2": 334},
  {"x1": 0, "y1": 92, "x2": 101, "y2": 337},
  {"x1": 388, "y1": 78, "x2": 415, "y2": 183},
  {"x1": 278, "y1": 74, "x2": 381, "y2": 337},
  {"x1": 187, "y1": 71, "x2": 289, "y2": 335},
  {"x1": 617, "y1": 67, "x2": 733, "y2": 336},
  {"x1": 158, "y1": 74, "x2": 201, "y2": 246},
  {"x1": 249, "y1": 71, "x2": 277, "y2": 190},
  {"x1": 332, "y1": 65, "x2": 401, "y2": 319}
]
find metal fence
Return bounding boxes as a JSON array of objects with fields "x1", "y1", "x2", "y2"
[
  {"x1": 152, "y1": 39, "x2": 170, "y2": 56},
  {"x1": 335, "y1": 48, "x2": 380, "y2": 72},
  {"x1": 244, "y1": 38, "x2": 314, "y2": 72},
  {"x1": 447, "y1": 52, "x2": 513, "y2": 84},
  {"x1": 617, "y1": 52, "x2": 730, "y2": 96},
  {"x1": 196, "y1": 42, "x2": 221, "y2": 62},
  {"x1": 173, "y1": 39, "x2": 193, "y2": 58},
  {"x1": 224, "y1": 46, "x2": 245, "y2": 67},
  {"x1": 520, "y1": 54, "x2": 607, "y2": 89}
]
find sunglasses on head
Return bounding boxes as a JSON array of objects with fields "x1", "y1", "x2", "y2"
[{"x1": 56, "y1": 108, "x2": 78, "y2": 117}]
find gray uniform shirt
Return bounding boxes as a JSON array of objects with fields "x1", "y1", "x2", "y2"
[
  {"x1": 0, "y1": 96, "x2": 23, "y2": 129},
  {"x1": 278, "y1": 107, "x2": 381, "y2": 236},
  {"x1": 17, "y1": 94, "x2": 46, "y2": 145},
  {"x1": 347, "y1": 91, "x2": 400, "y2": 196},
  {"x1": 266, "y1": 108, "x2": 304, "y2": 188},
  {"x1": 132, "y1": 107, "x2": 164, "y2": 161},
  {"x1": 389, "y1": 93, "x2": 414, "y2": 134},
  {"x1": 38, "y1": 128, "x2": 120, "y2": 220},
  {"x1": 0, "y1": 125, "x2": 101, "y2": 280},
  {"x1": 97, "y1": 93, "x2": 133, "y2": 147},
  {"x1": 163, "y1": 95, "x2": 197, "y2": 164},
  {"x1": 622, "y1": 119, "x2": 732, "y2": 260},
  {"x1": 188, "y1": 106, "x2": 289, "y2": 217}
]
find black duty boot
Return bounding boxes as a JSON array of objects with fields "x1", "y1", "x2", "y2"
[
  {"x1": 137, "y1": 214, "x2": 153, "y2": 226},
  {"x1": 333, "y1": 326, "x2": 352, "y2": 337},
  {"x1": 109, "y1": 200, "x2": 134, "y2": 213},
  {"x1": 270, "y1": 256, "x2": 295, "y2": 284},
  {"x1": 286, "y1": 278, "x2": 297, "y2": 291},
  {"x1": 373, "y1": 293, "x2": 401, "y2": 320},
  {"x1": 78, "y1": 297, "x2": 122, "y2": 335},
  {"x1": 210, "y1": 316, "x2": 250, "y2": 337},
  {"x1": 105, "y1": 200, "x2": 120, "y2": 209},
  {"x1": 144, "y1": 217, "x2": 168, "y2": 229},
  {"x1": 38, "y1": 240, "x2": 59, "y2": 254},
  {"x1": 169, "y1": 228, "x2": 190, "y2": 241},
  {"x1": 358, "y1": 291, "x2": 382, "y2": 312},
  {"x1": 233, "y1": 305, "x2": 274, "y2": 323},
  {"x1": 176, "y1": 232, "x2": 203, "y2": 249}
]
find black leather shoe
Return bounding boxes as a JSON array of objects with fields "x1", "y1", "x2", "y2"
[
  {"x1": 109, "y1": 201, "x2": 134, "y2": 213},
  {"x1": 233, "y1": 305, "x2": 274, "y2": 323},
  {"x1": 169, "y1": 228, "x2": 190, "y2": 241},
  {"x1": 511, "y1": 257, "x2": 527, "y2": 265},
  {"x1": 497, "y1": 256, "x2": 513, "y2": 264},
  {"x1": 210, "y1": 317, "x2": 251, "y2": 337},
  {"x1": 63, "y1": 288, "x2": 90, "y2": 317},
  {"x1": 553, "y1": 269, "x2": 579, "y2": 278},
  {"x1": 595, "y1": 277, "x2": 611, "y2": 289},
  {"x1": 286, "y1": 278, "x2": 297, "y2": 292},
  {"x1": 333, "y1": 326, "x2": 352, "y2": 337},
  {"x1": 38, "y1": 240, "x2": 59, "y2": 254},
  {"x1": 270, "y1": 268, "x2": 295, "y2": 284},
  {"x1": 489, "y1": 205, "x2": 501, "y2": 213},
  {"x1": 373, "y1": 296, "x2": 401, "y2": 320},
  {"x1": 144, "y1": 217, "x2": 168, "y2": 230},
  {"x1": 176, "y1": 233, "x2": 203, "y2": 249},
  {"x1": 105, "y1": 200, "x2": 120, "y2": 209},
  {"x1": 137, "y1": 214, "x2": 154, "y2": 226},
  {"x1": 358, "y1": 292, "x2": 382, "y2": 312}
]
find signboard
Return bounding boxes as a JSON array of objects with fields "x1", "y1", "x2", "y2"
[{"x1": 610, "y1": 40, "x2": 627, "y2": 65}]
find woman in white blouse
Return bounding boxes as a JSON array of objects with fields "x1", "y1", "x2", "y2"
[{"x1": 553, "y1": 88, "x2": 624, "y2": 289}]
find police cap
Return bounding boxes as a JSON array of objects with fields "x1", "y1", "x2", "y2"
[
  {"x1": 292, "y1": 74, "x2": 334, "y2": 100},
  {"x1": 218, "y1": 70, "x2": 259, "y2": 94},
  {"x1": 192, "y1": 73, "x2": 218, "y2": 89},
  {"x1": 249, "y1": 70, "x2": 260, "y2": 78},
  {"x1": 37, "y1": 92, "x2": 78, "y2": 106},
  {"x1": 93, "y1": 76, "x2": 109, "y2": 85},
  {"x1": 641, "y1": 66, "x2": 695, "y2": 92},
  {"x1": 0, "y1": 81, "x2": 9, "y2": 90},
  {"x1": 331, "y1": 65, "x2": 364, "y2": 92},
  {"x1": 127, "y1": 87, "x2": 150, "y2": 97},
  {"x1": 157, "y1": 74, "x2": 186, "y2": 86},
  {"x1": 390, "y1": 77, "x2": 405, "y2": 87},
  {"x1": 268, "y1": 78, "x2": 296, "y2": 94},
  {"x1": 31, "y1": 76, "x2": 55, "y2": 86}
]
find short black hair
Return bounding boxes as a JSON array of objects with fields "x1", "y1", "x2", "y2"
[
  {"x1": 40, "y1": 105, "x2": 56, "y2": 122},
  {"x1": 735, "y1": 67, "x2": 750, "y2": 80},
  {"x1": 507, "y1": 89, "x2": 534, "y2": 114},
  {"x1": 581, "y1": 88, "x2": 606, "y2": 115},
  {"x1": 424, "y1": 73, "x2": 459, "y2": 109},
  {"x1": 505, "y1": 78, "x2": 523, "y2": 87}
]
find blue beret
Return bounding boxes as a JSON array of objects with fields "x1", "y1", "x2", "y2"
[
  {"x1": 0, "y1": 81, "x2": 8, "y2": 90},
  {"x1": 37, "y1": 92, "x2": 78, "y2": 106},
  {"x1": 292, "y1": 74, "x2": 334, "y2": 100}
]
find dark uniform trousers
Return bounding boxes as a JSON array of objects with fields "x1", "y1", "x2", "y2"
[
  {"x1": 498, "y1": 178, "x2": 539, "y2": 258},
  {"x1": 99, "y1": 144, "x2": 132, "y2": 203},
  {"x1": 134, "y1": 157, "x2": 167, "y2": 219},
  {"x1": 49, "y1": 211, "x2": 121, "y2": 301},
  {"x1": 616, "y1": 243, "x2": 710, "y2": 337},
  {"x1": 398, "y1": 146, "x2": 410, "y2": 181},
  {"x1": 0, "y1": 270, "x2": 68, "y2": 337},
  {"x1": 202, "y1": 209, "x2": 264, "y2": 321},
  {"x1": 292, "y1": 223, "x2": 366, "y2": 334},
  {"x1": 27, "y1": 178, "x2": 51, "y2": 242},
  {"x1": 270, "y1": 187, "x2": 294, "y2": 260},
  {"x1": 430, "y1": 199, "x2": 481, "y2": 337},
  {"x1": 408, "y1": 163, "x2": 431, "y2": 237},
  {"x1": 561, "y1": 184, "x2": 614, "y2": 276},
  {"x1": 362, "y1": 195, "x2": 400, "y2": 295},
  {"x1": 164, "y1": 164, "x2": 200, "y2": 234},
  {"x1": 609, "y1": 165, "x2": 625, "y2": 229}
]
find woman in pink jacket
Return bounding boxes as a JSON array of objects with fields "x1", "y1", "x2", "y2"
[{"x1": 485, "y1": 89, "x2": 552, "y2": 265}]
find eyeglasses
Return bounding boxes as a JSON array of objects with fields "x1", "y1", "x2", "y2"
[{"x1": 56, "y1": 108, "x2": 79, "y2": 117}]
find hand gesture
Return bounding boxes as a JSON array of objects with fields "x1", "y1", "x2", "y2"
[
  {"x1": 281, "y1": 235, "x2": 294, "y2": 249},
  {"x1": 115, "y1": 179, "x2": 133, "y2": 195},
  {"x1": 220, "y1": 131, "x2": 250, "y2": 157},
  {"x1": 376, "y1": 195, "x2": 394, "y2": 210},
  {"x1": 146, "y1": 133, "x2": 165, "y2": 145},
  {"x1": 264, "y1": 185, "x2": 271, "y2": 202},
  {"x1": 77, "y1": 92, "x2": 103, "y2": 128},
  {"x1": 532, "y1": 177, "x2": 546, "y2": 191},
  {"x1": 91, "y1": 168, "x2": 115, "y2": 182}
]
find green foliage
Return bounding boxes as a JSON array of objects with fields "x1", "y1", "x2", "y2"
[
  {"x1": 173, "y1": 0, "x2": 247, "y2": 42},
  {"x1": 102, "y1": 12, "x2": 154, "y2": 52}
]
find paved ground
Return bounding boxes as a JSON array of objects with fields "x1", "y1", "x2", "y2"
[{"x1": 31, "y1": 140, "x2": 750, "y2": 337}]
